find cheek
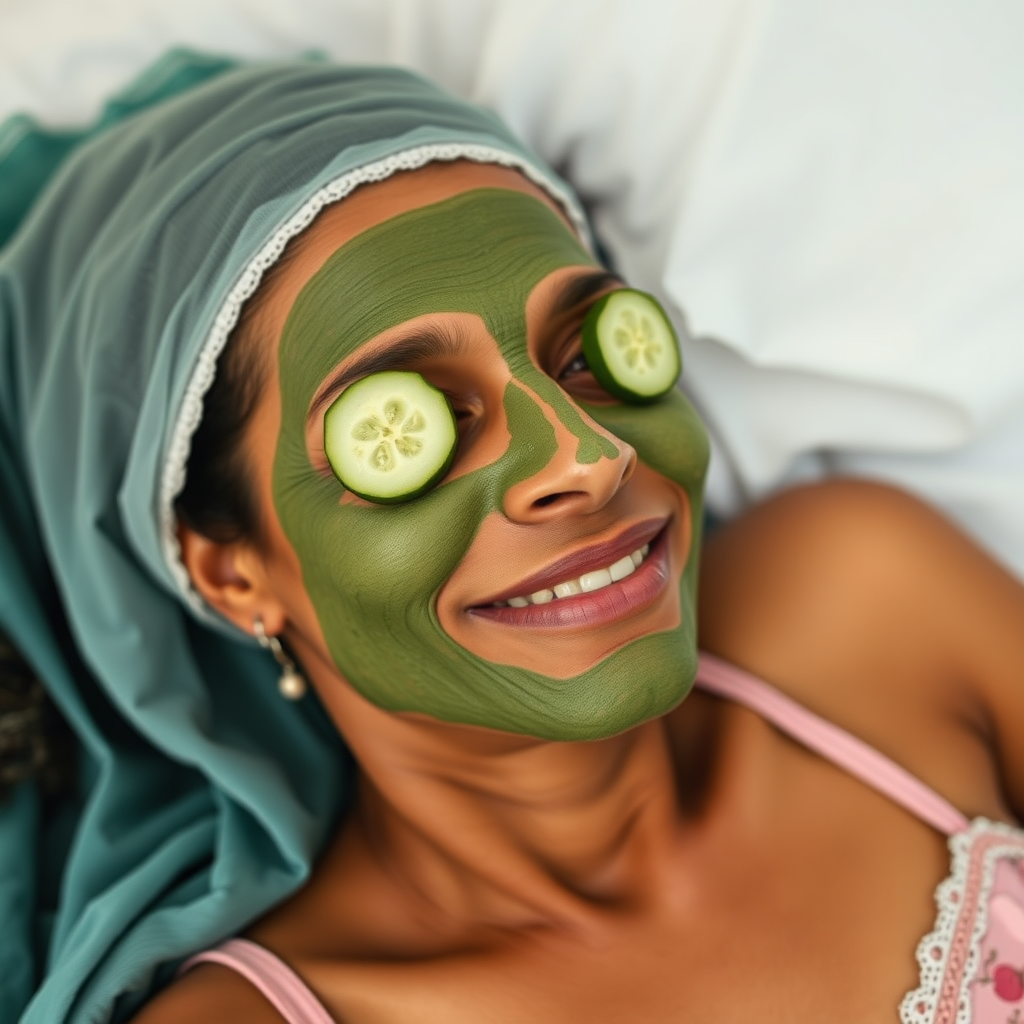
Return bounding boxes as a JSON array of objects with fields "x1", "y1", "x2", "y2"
[
  {"x1": 580, "y1": 394, "x2": 710, "y2": 495},
  {"x1": 333, "y1": 502, "x2": 472, "y2": 603},
  {"x1": 274, "y1": 456, "x2": 494, "y2": 707},
  {"x1": 290, "y1": 486, "x2": 472, "y2": 624}
]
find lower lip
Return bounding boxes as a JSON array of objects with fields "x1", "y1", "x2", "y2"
[{"x1": 467, "y1": 526, "x2": 672, "y2": 631}]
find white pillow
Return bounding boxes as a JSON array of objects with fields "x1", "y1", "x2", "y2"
[{"x1": 5, "y1": 0, "x2": 1024, "y2": 574}]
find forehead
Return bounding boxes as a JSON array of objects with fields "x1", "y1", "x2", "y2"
[
  {"x1": 276, "y1": 175, "x2": 595, "y2": 410},
  {"x1": 258, "y1": 162, "x2": 575, "y2": 350}
]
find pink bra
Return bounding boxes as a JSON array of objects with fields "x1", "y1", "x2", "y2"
[{"x1": 181, "y1": 653, "x2": 1024, "y2": 1024}]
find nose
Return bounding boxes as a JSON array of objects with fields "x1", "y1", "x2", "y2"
[{"x1": 502, "y1": 382, "x2": 637, "y2": 523}]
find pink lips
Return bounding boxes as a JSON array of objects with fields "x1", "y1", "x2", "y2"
[{"x1": 469, "y1": 521, "x2": 672, "y2": 631}]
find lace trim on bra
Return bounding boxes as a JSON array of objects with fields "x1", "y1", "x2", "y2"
[
  {"x1": 901, "y1": 818, "x2": 1024, "y2": 1024},
  {"x1": 158, "y1": 141, "x2": 591, "y2": 618}
]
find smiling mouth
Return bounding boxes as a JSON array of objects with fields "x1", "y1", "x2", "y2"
[
  {"x1": 489, "y1": 542, "x2": 652, "y2": 607},
  {"x1": 468, "y1": 520, "x2": 673, "y2": 629}
]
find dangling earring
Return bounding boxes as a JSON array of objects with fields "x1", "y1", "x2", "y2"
[{"x1": 252, "y1": 616, "x2": 307, "y2": 701}]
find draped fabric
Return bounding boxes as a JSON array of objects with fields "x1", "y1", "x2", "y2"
[{"x1": 0, "y1": 50, "x2": 584, "y2": 1023}]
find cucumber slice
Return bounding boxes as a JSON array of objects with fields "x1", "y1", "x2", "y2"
[
  {"x1": 581, "y1": 289, "x2": 681, "y2": 403},
  {"x1": 324, "y1": 371, "x2": 457, "y2": 504}
]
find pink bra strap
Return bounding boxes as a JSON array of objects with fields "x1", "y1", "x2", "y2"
[
  {"x1": 180, "y1": 938, "x2": 335, "y2": 1024},
  {"x1": 695, "y1": 653, "x2": 970, "y2": 836}
]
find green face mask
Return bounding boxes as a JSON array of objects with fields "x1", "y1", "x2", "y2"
[{"x1": 273, "y1": 188, "x2": 709, "y2": 740}]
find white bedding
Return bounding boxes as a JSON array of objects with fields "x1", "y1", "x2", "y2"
[{"x1": 4, "y1": 0, "x2": 1024, "y2": 573}]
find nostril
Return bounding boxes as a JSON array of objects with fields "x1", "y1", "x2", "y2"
[
  {"x1": 528, "y1": 491, "x2": 593, "y2": 512},
  {"x1": 532, "y1": 493, "x2": 563, "y2": 509},
  {"x1": 531, "y1": 490, "x2": 594, "y2": 510}
]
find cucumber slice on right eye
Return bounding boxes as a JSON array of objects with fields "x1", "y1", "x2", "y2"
[
  {"x1": 324, "y1": 371, "x2": 457, "y2": 504},
  {"x1": 581, "y1": 289, "x2": 681, "y2": 403}
]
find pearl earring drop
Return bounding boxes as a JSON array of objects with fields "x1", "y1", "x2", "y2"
[{"x1": 252, "y1": 616, "x2": 307, "y2": 701}]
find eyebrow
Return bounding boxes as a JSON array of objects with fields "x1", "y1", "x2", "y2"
[
  {"x1": 550, "y1": 269, "x2": 625, "y2": 316},
  {"x1": 307, "y1": 322, "x2": 466, "y2": 425}
]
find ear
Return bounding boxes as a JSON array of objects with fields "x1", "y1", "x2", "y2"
[{"x1": 176, "y1": 525, "x2": 287, "y2": 637}]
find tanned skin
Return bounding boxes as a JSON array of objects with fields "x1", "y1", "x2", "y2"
[{"x1": 141, "y1": 166, "x2": 1024, "y2": 1023}]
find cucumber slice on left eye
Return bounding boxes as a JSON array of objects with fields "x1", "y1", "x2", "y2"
[
  {"x1": 324, "y1": 371, "x2": 457, "y2": 504},
  {"x1": 581, "y1": 289, "x2": 681, "y2": 403}
]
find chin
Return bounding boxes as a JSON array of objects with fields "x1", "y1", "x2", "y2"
[
  {"x1": 393, "y1": 623, "x2": 701, "y2": 743},
  {"x1": 530, "y1": 629, "x2": 700, "y2": 742}
]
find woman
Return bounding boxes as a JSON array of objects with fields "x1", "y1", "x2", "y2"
[{"x1": 3, "y1": 52, "x2": 1024, "y2": 1024}]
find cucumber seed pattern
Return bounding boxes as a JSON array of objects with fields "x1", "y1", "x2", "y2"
[
  {"x1": 352, "y1": 398, "x2": 426, "y2": 473},
  {"x1": 582, "y1": 290, "x2": 680, "y2": 403},
  {"x1": 615, "y1": 307, "x2": 662, "y2": 374},
  {"x1": 324, "y1": 371, "x2": 457, "y2": 502}
]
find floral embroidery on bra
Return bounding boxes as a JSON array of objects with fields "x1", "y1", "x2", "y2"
[{"x1": 902, "y1": 819, "x2": 1024, "y2": 1024}]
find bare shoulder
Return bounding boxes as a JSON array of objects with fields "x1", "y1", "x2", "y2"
[
  {"x1": 698, "y1": 478, "x2": 1024, "y2": 815},
  {"x1": 130, "y1": 961, "x2": 287, "y2": 1024},
  {"x1": 699, "y1": 478, "x2": 973, "y2": 665}
]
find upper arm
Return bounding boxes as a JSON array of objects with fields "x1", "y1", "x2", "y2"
[
  {"x1": 698, "y1": 479, "x2": 1024, "y2": 818},
  {"x1": 910, "y1": 497, "x2": 1024, "y2": 817}
]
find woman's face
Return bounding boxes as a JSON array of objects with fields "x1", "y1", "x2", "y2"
[{"x1": 252, "y1": 162, "x2": 709, "y2": 740}]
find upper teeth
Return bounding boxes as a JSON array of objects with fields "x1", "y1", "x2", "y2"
[{"x1": 494, "y1": 544, "x2": 650, "y2": 608}]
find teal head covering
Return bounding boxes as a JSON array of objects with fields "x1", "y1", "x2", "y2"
[{"x1": 0, "y1": 51, "x2": 588, "y2": 1024}]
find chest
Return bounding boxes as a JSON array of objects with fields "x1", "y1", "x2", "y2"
[
  {"x1": 314, "y1": 788, "x2": 955, "y2": 1023},
  {"x1": 271, "y1": 701, "x2": 1018, "y2": 1024}
]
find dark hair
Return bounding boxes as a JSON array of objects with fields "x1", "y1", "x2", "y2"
[
  {"x1": 174, "y1": 244, "x2": 300, "y2": 544},
  {"x1": 174, "y1": 310, "x2": 269, "y2": 544},
  {"x1": 0, "y1": 632, "x2": 73, "y2": 803}
]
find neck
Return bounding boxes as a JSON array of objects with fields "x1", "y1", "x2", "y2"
[{"x1": 329, "y1": 686, "x2": 700, "y2": 932}]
